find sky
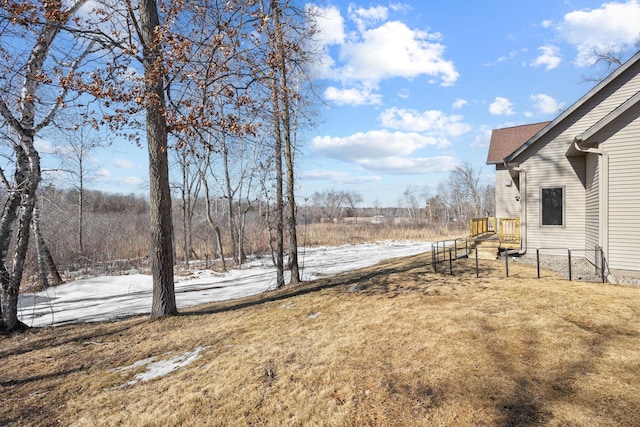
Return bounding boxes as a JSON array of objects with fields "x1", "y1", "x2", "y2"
[{"x1": 37, "y1": 0, "x2": 640, "y2": 207}]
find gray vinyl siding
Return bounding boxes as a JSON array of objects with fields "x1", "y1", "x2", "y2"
[
  {"x1": 601, "y1": 115, "x2": 640, "y2": 271},
  {"x1": 513, "y1": 59, "x2": 640, "y2": 255},
  {"x1": 495, "y1": 166, "x2": 521, "y2": 219},
  {"x1": 520, "y1": 139, "x2": 586, "y2": 250},
  {"x1": 585, "y1": 153, "x2": 599, "y2": 264}
]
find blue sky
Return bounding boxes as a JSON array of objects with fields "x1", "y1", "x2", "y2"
[{"x1": 38, "y1": 0, "x2": 640, "y2": 207}]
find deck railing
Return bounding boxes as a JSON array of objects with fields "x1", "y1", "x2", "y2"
[
  {"x1": 470, "y1": 217, "x2": 520, "y2": 243},
  {"x1": 469, "y1": 217, "x2": 496, "y2": 238},
  {"x1": 498, "y1": 218, "x2": 520, "y2": 242}
]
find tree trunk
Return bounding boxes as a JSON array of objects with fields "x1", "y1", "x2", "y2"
[
  {"x1": 32, "y1": 206, "x2": 63, "y2": 288},
  {"x1": 33, "y1": 207, "x2": 50, "y2": 288},
  {"x1": 78, "y1": 156, "x2": 84, "y2": 255},
  {"x1": 271, "y1": 0, "x2": 299, "y2": 285},
  {"x1": 0, "y1": 181, "x2": 24, "y2": 331},
  {"x1": 180, "y1": 153, "x2": 191, "y2": 266},
  {"x1": 202, "y1": 169, "x2": 227, "y2": 272},
  {"x1": 1, "y1": 142, "x2": 40, "y2": 331},
  {"x1": 139, "y1": 0, "x2": 177, "y2": 318},
  {"x1": 0, "y1": 0, "x2": 87, "y2": 332},
  {"x1": 271, "y1": 78, "x2": 285, "y2": 289},
  {"x1": 221, "y1": 138, "x2": 239, "y2": 264}
]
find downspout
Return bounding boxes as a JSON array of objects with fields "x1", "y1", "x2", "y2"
[
  {"x1": 505, "y1": 164, "x2": 527, "y2": 255},
  {"x1": 573, "y1": 137, "x2": 613, "y2": 283}
]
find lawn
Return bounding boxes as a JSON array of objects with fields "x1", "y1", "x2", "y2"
[{"x1": 2, "y1": 252, "x2": 640, "y2": 426}]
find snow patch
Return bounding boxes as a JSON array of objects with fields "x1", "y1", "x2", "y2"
[
  {"x1": 18, "y1": 241, "x2": 433, "y2": 327},
  {"x1": 112, "y1": 346, "x2": 209, "y2": 387}
]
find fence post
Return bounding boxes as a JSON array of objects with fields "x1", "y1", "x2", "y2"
[
  {"x1": 433, "y1": 245, "x2": 438, "y2": 273},
  {"x1": 449, "y1": 248, "x2": 453, "y2": 275},
  {"x1": 568, "y1": 249, "x2": 572, "y2": 281},
  {"x1": 454, "y1": 240, "x2": 458, "y2": 258},
  {"x1": 536, "y1": 249, "x2": 540, "y2": 279},
  {"x1": 601, "y1": 248, "x2": 606, "y2": 283},
  {"x1": 432, "y1": 245, "x2": 436, "y2": 272},
  {"x1": 475, "y1": 247, "x2": 479, "y2": 278},
  {"x1": 505, "y1": 249, "x2": 509, "y2": 277}
]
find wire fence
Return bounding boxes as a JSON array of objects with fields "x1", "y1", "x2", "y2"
[{"x1": 429, "y1": 239, "x2": 608, "y2": 283}]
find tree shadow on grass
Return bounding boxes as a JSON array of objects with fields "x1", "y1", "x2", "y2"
[
  {"x1": 0, "y1": 319, "x2": 146, "y2": 358},
  {"x1": 182, "y1": 251, "x2": 438, "y2": 317},
  {"x1": 476, "y1": 317, "x2": 608, "y2": 426}
]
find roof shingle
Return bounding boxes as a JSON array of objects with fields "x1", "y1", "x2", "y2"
[{"x1": 486, "y1": 122, "x2": 550, "y2": 164}]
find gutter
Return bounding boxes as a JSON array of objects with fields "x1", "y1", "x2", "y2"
[
  {"x1": 505, "y1": 164, "x2": 527, "y2": 255},
  {"x1": 573, "y1": 137, "x2": 614, "y2": 284}
]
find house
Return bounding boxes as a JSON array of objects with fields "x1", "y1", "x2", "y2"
[{"x1": 483, "y1": 50, "x2": 640, "y2": 282}]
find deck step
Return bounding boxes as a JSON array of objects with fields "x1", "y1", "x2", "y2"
[{"x1": 471, "y1": 247, "x2": 499, "y2": 260}]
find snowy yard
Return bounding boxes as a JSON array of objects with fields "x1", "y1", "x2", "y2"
[{"x1": 18, "y1": 241, "x2": 433, "y2": 327}]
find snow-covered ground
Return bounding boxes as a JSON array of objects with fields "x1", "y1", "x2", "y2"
[{"x1": 18, "y1": 241, "x2": 433, "y2": 328}]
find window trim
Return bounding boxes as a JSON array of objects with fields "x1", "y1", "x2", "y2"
[{"x1": 539, "y1": 186, "x2": 565, "y2": 227}]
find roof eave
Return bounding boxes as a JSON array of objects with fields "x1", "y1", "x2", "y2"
[{"x1": 505, "y1": 50, "x2": 640, "y2": 163}]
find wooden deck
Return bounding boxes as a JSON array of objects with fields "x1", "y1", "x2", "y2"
[{"x1": 469, "y1": 217, "x2": 521, "y2": 259}]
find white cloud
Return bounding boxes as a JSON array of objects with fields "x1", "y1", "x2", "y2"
[
  {"x1": 530, "y1": 93, "x2": 565, "y2": 114},
  {"x1": 34, "y1": 138, "x2": 55, "y2": 154},
  {"x1": 470, "y1": 128, "x2": 493, "y2": 149},
  {"x1": 558, "y1": 0, "x2": 640, "y2": 66},
  {"x1": 489, "y1": 97, "x2": 515, "y2": 115},
  {"x1": 452, "y1": 98, "x2": 468, "y2": 109},
  {"x1": 378, "y1": 107, "x2": 471, "y2": 137},
  {"x1": 311, "y1": 130, "x2": 441, "y2": 163},
  {"x1": 359, "y1": 156, "x2": 458, "y2": 174},
  {"x1": 389, "y1": 3, "x2": 412, "y2": 13},
  {"x1": 114, "y1": 158, "x2": 134, "y2": 169},
  {"x1": 308, "y1": 4, "x2": 345, "y2": 46},
  {"x1": 541, "y1": 19, "x2": 553, "y2": 28},
  {"x1": 531, "y1": 45, "x2": 562, "y2": 70},
  {"x1": 336, "y1": 20, "x2": 458, "y2": 86},
  {"x1": 307, "y1": 4, "x2": 344, "y2": 78},
  {"x1": 310, "y1": 4, "x2": 458, "y2": 93},
  {"x1": 301, "y1": 170, "x2": 381, "y2": 184},
  {"x1": 117, "y1": 176, "x2": 146, "y2": 187},
  {"x1": 348, "y1": 4, "x2": 388, "y2": 32},
  {"x1": 497, "y1": 50, "x2": 518, "y2": 63},
  {"x1": 324, "y1": 86, "x2": 382, "y2": 106},
  {"x1": 397, "y1": 88, "x2": 410, "y2": 99},
  {"x1": 96, "y1": 168, "x2": 111, "y2": 178}
]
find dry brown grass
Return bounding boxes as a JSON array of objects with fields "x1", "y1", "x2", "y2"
[
  {"x1": 300, "y1": 222, "x2": 460, "y2": 246},
  {"x1": 3, "y1": 254, "x2": 640, "y2": 426}
]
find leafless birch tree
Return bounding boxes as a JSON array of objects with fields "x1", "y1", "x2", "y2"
[{"x1": 0, "y1": 0, "x2": 91, "y2": 332}]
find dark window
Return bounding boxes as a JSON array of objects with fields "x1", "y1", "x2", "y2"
[{"x1": 541, "y1": 187, "x2": 563, "y2": 226}]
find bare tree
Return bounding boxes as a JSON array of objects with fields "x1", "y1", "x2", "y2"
[
  {"x1": 400, "y1": 185, "x2": 428, "y2": 223},
  {"x1": 200, "y1": 150, "x2": 227, "y2": 272},
  {"x1": 256, "y1": 0, "x2": 318, "y2": 286},
  {"x1": 137, "y1": 0, "x2": 177, "y2": 317},
  {"x1": 0, "y1": 0, "x2": 91, "y2": 332},
  {"x1": 173, "y1": 147, "x2": 202, "y2": 266},
  {"x1": 55, "y1": 122, "x2": 101, "y2": 256},
  {"x1": 449, "y1": 162, "x2": 482, "y2": 219},
  {"x1": 32, "y1": 205, "x2": 63, "y2": 288},
  {"x1": 582, "y1": 43, "x2": 640, "y2": 82},
  {"x1": 311, "y1": 189, "x2": 363, "y2": 221}
]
